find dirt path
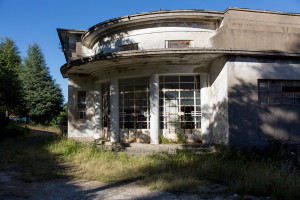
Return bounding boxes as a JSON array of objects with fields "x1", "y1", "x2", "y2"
[
  {"x1": 0, "y1": 166, "x2": 265, "y2": 200},
  {"x1": 0, "y1": 168, "x2": 238, "y2": 200},
  {"x1": 0, "y1": 171, "x2": 177, "y2": 200}
]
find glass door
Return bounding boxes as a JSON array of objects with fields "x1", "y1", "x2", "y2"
[
  {"x1": 119, "y1": 77, "x2": 149, "y2": 142},
  {"x1": 159, "y1": 75, "x2": 201, "y2": 138}
]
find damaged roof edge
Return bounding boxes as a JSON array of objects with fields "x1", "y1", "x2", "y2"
[
  {"x1": 60, "y1": 48, "x2": 300, "y2": 78},
  {"x1": 57, "y1": 28, "x2": 87, "y2": 62},
  {"x1": 56, "y1": 28, "x2": 86, "y2": 34},
  {"x1": 81, "y1": 9, "x2": 224, "y2": 48},
  {"x1": 225, "y1": 7, "x2": 300, "y2": 16},
  {"x1": 80, "y1": 8, "x2": 300, "y2": 49}
]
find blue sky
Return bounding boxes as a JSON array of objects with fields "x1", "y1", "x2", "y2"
[{"x1": 1, "y1": 0, "x2": 300, "y2": 103}]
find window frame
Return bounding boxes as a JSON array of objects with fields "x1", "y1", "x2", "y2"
[
  {"x1": 165, "y1": 40, "x2": 193, "y2": 48},
  {"x1": 77, "y1": 91, "x2": 87, "y2": 120},
  {"x1": 119, "y1": 43, "x2": 138, "y2": 51},
  {"x1": 119, "y1": 77, "x2": 150, "y2": 130},
  {"x1": 258, "y1": 79, "x2": 300, "y2": 105},
  {"x1": 159, "y1": 75, "x2": 201, "y2": 130}
]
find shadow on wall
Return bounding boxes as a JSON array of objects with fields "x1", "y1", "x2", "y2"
[
  {"x1": 93, "y1": 31, "x2": 135, "y2": 54},
  {"x1": 208, "y1": 58, "x2": 300, "y2": 149},
  {"x1": 68, "y1": 84, "x2": 101, "y2": 137}
]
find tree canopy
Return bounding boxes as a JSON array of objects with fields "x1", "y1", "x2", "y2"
[
  {"x1": 0, "y1": 38, "x2": 64, "y2": 125},
  {"x1": 0, "y1": 38, "x2": 23, "y2": 115},
  {"x1": 21, "y1": 43, "x2": 64, "y2": 123}
]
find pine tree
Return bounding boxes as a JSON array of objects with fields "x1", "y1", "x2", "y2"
[
  {"x1": 0, "y1": 37, "x2": 23, "y2": 118},
  {"x1": 21, "y1": 43, "x2": 63, "y2": 124}
]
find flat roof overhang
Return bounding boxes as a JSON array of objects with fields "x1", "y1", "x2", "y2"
[{"x1": 60, "y1": 48, "x2": 300, "y2": 78}]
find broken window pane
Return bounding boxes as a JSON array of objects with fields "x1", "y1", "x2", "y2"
[{"x1": 258, "y1": 80, "x2": 300, "y2": 105}]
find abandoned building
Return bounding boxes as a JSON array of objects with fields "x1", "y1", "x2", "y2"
[{"x1": 57, "y1": 7, "x2": 300, "y2": 149}]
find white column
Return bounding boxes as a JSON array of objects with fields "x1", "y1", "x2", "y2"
[
  {"x1": 150, "y1": 74, "x2": 159, "y2": 144},
  {"x1": 67, "y1": 78, "x2": 76, "y2": 137},
  {"x1": 94, "y1": 83, "x2": 102, "y2": 139},
  {"x1": 110, "y1": 78, "x2": 119, "y2": 143},
  {"x1": 200, "y1": 74, "x2": 211, "y2": 144}
]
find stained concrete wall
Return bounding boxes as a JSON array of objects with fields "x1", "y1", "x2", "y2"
[
  {"x1": 72, "y1": 42, "x2": 92, "y2": 59},
  {"x1": 92, "y1": 24, "x2": 216, "y2": 54},
  {"x1": 227, "y1": 57, "x2": 300, "y2": 149},
  {"x1": 68, "y1": 74, "x2": 100, "y2": 140},
  {"x1": 208, "y1": 57, "x2": 229, "y2": 145},
  {"x1": 59, "y1": 9, "x2": 300, "y2": 62},
  {"x1": 58, "y1": 31, "x2": 92, "y2": 61},
  {"x1": 211, "y1": 9, "x2": 300, "y2": 52}
]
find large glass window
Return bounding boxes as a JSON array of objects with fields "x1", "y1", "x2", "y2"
[
  {"x1": 258, "y1": 80, "x2": 300, "y2": 105},
  {"x1": 119, "y1": 77, "x2": 150, "y2": 130},
  {"x1": 159, "y1": 75, "x2": 201, "y2": 130}
]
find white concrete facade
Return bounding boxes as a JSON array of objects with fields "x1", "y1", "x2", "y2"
[
  {"x1": 92, "y1": 26, "x2": 216, "y2": 55},
  {"x1": 58, "y1": 8, "x2": 300, "y2": 148}
]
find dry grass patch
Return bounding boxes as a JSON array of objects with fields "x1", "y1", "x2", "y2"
[
  {"x1": 1, "y1": 133, "x2": 299, "y2": 200},
  {"x1": 43, "y1": 137, "x2": 300, "y2": 199}
]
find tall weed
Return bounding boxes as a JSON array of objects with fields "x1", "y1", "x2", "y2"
[{"x1": 3, "y1": 133, "x2": 298, "y2": 200}]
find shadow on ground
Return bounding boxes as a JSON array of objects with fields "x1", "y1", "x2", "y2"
[{"x1": 0, "y1": 129, "x2": 207, "y2": 200}]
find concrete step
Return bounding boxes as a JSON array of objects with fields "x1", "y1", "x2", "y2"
[
  {"x1": 98, "y1": 143, "x2": 213, "y2": 155},
  {"x1": 96, "y1": 141, "x2": 124, "y2": 152},
  {"x1": 95, "y1": 139, "x2": 111, "y2": 145},
  {"x1": 93, "y1": 139, "x2": 215, "y2": 155}
]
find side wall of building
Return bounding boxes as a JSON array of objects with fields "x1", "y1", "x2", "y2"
[
  {"x1": 208, "y1": 57, "x2": 229, "y2": 145},
  {"x1": 227, "y1": 57, "x2": 300, "y2": 149},
  {"x1": 68, "y1": 74, "x2": 100, "y2": 140},
  {"x1": 211, "y1": 9, "x2": 300, "y2": 52}
]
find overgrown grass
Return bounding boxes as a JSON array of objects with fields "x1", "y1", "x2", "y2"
[
  {"x1": 159, "y1": 132, "x2": 186, "y2": 144},
  {"x1": 45, "y1": 136, "x2": 300, "y2": 199},
  {"x1": 45, "y1": 137, "x2": 156, "y2": 182},
  {"x1": 0, "y1": 134, "x2": 66, "y2": 181},
  {"x1": 27, "y1": 123, "x2": 60, "y2": 133},
  {"x1": 0, "y1": 133, "x2": 299, "y2": 199},
  {"x1": 12, "y1": 120, "x2": 60, "y2": 133}
]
